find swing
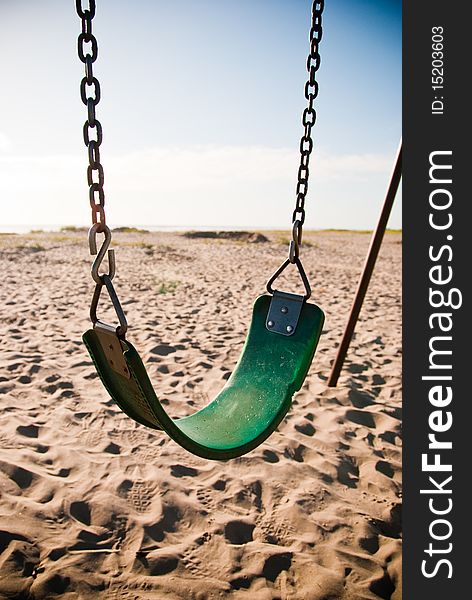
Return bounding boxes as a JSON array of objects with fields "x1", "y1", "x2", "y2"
[{"x1": 76, "y1": 0, "x2": 325, "y2": 460}]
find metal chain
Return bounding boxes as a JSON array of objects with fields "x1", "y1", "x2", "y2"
[
  {"x1": 289, "y1": 0, "x2": 324, "y2": 263},
  {"x1": 76, "y1": 1, "x2": 127, "y2": 335},
  {"x1": 76, "y1": 0, "x2": 322, "y2": 309},
  {"x1": 76, "y1": 0, "x2": 107, "y2": 233}
]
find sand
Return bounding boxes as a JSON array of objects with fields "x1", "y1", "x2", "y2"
[{"x1": 0, "y1": 229, "x2": 402, "y2": 600}]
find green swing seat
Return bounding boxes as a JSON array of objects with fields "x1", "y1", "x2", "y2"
[
  {"x1": 75, "y1": 0, "x2": 326, "y2": 460},
  {"x1": 83, "y1": 294, "x2": 324, "y2": 460}
]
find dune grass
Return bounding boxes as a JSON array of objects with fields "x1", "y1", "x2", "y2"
[
  {"x1": 113, "y1": 226, "x2": 150, "y2": 234},
  {"x1": 155, "y1": 279, "x2": 180, "y2": 295}
]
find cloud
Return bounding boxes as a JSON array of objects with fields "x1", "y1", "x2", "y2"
[
  {"x1": 311, "y1": 151, "x2": 391, "y2": 180},
  {"x1": 104, "y1": 145, "x2": 390, "y2": 189},
  {"x1": 0, "y1": 132, "x2": 11, "y2": 153},
  {"x1": 0, "y1": 145, "x2": 398, "y2": 229}
]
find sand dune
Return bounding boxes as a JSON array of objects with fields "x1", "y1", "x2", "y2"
[{"x1": 0, "y1": 230, "x2": 401, "y2": 599}]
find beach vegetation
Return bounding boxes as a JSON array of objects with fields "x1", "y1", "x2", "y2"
[
  {"x1": 113, "y1": 226, "x2": 150, "y2": 234},
  {"x1": 16, "y1": 243, "x2": 46, "y2": 252},
  {"x1": 60, "y1": 225, "x2": 88, "y2": 233},
  {"x1": 155, "y1": 279, "x2": 179, "y2": 295}
]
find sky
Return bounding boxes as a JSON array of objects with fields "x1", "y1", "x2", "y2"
[{"x1": 0, "y1": 0, "x2": 401, "y2": 231}]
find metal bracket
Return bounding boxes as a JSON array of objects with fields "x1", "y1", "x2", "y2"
[
  {"x1": 266, "y1": 290, "x2": 304, "y2": 336},
  {"x1": 93, "y1": 323, "x2": 130, "y2": 379},
  {"x1": 266, "y1": 257, "x2": 311, "y2": 300},
  {"x1": 90, "y1": 273, "x2": 128, "y2": 338}
]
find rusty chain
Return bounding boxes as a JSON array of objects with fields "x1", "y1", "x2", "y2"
[
  {"x1": 76, "y1": 0, "x2": 107, "y2": 234},
  {"x1": 76, "y1": 1, "x2": 128, "y2": 334},
  {"x1": 290, "y1": 0, "x2": 324, "y2": 263},
  {"x1": 76, "y1": 0, "x2": 323, "y2": 308}
]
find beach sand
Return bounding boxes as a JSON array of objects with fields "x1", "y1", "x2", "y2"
[{"x1": 0, "y1": 230, "x2": 401, "y2": 599}]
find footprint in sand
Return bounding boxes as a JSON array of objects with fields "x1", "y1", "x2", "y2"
[
  {"x1": 69, "y1": 500, "x2": 91, "y2": 526},
  {"x1": 283, "y1": 443, "x2": 306, "y2": 463},
  {"x1": 181, "y1": 532, "x2": 221, "y2": 579},
  {"x1": 170, "y1": 464, "x2": 199, "y2": 478},
  {"x1": 80, "y1": 428, "x2": 106, "y2": 448},
  {"x1": 195, "y1": 488, "x2": 218, "y2": 523},
  {"x1": 150, "y1": 344, "x2": 176, "y2": 356},
  {"x1": 369, "y1": 569, "x2": 396, "y2": 599},
  {"x1": 76, "y1": 415, "x2": 117, "y2": 449},
  {"x1": 118, "y1": 479, "x2": 154, "y2": 514},
  {"x1": 359, "y1": 534, "x2": 380, "y2": 554},
  {"x1": 131, "y1": 444, "x2": 164, "y2": 462},
  {"x1": 83, "y1": 371, "x2": 98, "y2": 380},
  {"x1": 255, "y1": 514, "x2": 295, "y2": 546},
  {"x1": 336, "y1": 456, "x2": 360, "y2": 489},
  {"x1": 348, "y1": 389, "x2": 376, "y2": 408},
  {"x1": 294, "y1": 421, "x2": 316, "y2": 437},
  {"x1": 6, "y1": 362, "x2": 22, "y2": 372},
  {"x1": 46, "y1": 467, "x2": 71, "y2": 478},
  {"x1": 107, "y1": 582, "x2": 133, "y2": 599},
  {"x1": 262, "y1": 552, "x2": 293, "y2": 583},
  {"x1": 1, "y1": 463, "x2": 35, "y2": 490},
  {"x1": 370, "y1": 504, "x2": 402, "y2": 540},
  {"x1": 375, "y1": 460, "x2": 395, "y2": 479},
  {"x1": 0, "y1": 379, "x2": 15, "y2": 394},
  {"x1": 16, "y1": 424, "x2": 40, "y2": 439},
  {"x1": 104, "y1": 442, "x2": 121, "y2": 455},
  {"x1": 379, "y1": 430, "x2": 400, "y2": 446},
  {"x1": 143, "y1": 504, "x2": 180, "y2": 545},
  {"x1": 107, "y1": 581, "x2": 150, "y2": 600},
  {"x1": 224, "y1": 520, "x2": 255, "y2": 545},
  {"x1": 345, "y1": 409, "x2": 377, "y2": 429},
  {"x1": 136, "y1": 552, "x2": 179, "y2": 577},
  {"x1": 262, "y1": 449, "x2": 280, "y2": 463},
  {"x1": 252, "y1": 484, "x2": 295, "y2": 545},
  {"x1": 127, "y1": 481, "x2": 154, "y2": 514},
  {"x1": 41, "y1": 383, "x2": 58, "y2": 394},
  {"x1": 212, "y1": 478, "x2": 226, "y2": 491},
  {"x1": 347, "y1": 363, "x2": 369, "y2": 374},
  {"x1": 112, "y1": 428, "x2": 150, "y2": 449},
  {"x1": 50, "y1": 379, "x2": 75, "y2": 399}
]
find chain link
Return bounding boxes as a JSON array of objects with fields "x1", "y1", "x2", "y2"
[
  {"x1": 76, "y1": 0, "x2": 322, "y2": 303},
  {"x1": 291, "y1": 0, "x2": 324, "y2": 242},
  {"x1": 77, "y1": 1, "x2": 126, "y2": 332},
  {"x1": 76, "y1": 0, "x2": 106, "y2": 232},
  {"x1": 266, "y1": 0, "x2": 324, "y2": 294}
]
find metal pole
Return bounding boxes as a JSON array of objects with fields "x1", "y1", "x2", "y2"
[{"x1": 327, "y1": 140, "x2": 402, "y2": 387}]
